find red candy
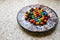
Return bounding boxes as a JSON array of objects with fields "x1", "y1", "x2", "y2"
[
  {"x1": 25, "y1": 7, "x2": 50, "y2": 26},
  {"x1": 45, "y1": 17, "x2": 48, "y2": 20},
  {"x1": 33, "y1": 20, "x2": 36, "y2": 25},
  {"x1": 36, "y1": 12, "x2": 39, "y2": 15}
]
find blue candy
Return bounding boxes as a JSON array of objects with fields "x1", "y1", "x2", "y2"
[
  {"x1": 35, "y1": 18, "x2": 38, "y2": 22},
  {"x1": 37, "y1": 16, "x2": 42, "y2": 19},
  {"x1": 44, "y1": 12, "x2": 48, "y2": 16},
  {"x1": 35, "y1": 19, "x2": 38, "y2": 22},
  {"x1": 37, "y1": 16, "x2": 40, "y2": 19}
]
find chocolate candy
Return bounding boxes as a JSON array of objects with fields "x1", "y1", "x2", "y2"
[
  {"x1": 17, "y1": 5, "x2": 58, "y2": 32},
  {"x1": 25, "y1": 7, "x2": 50, "y2": 26}
]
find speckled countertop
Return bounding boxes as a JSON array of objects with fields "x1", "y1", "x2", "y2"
[{"x1": 0, "y1": 0, "x2": 60, "y2": 40}]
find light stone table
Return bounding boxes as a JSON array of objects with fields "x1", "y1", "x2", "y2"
[{"x1": 0, "y1": 0, "x2": 60, "y2": 40}]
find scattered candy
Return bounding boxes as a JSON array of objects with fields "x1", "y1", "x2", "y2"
[
  {"x1": 17, "y1": 5, "x2": 58, "y2": 32},
  {"x1": 25, "y1": 7, "x2": 50, "y2": 26}
]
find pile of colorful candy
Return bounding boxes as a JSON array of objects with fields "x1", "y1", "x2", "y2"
[{"x1": 25, "y1": 7, "x2": 50, "y2": 26}]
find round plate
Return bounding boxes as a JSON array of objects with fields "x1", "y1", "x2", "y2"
[{"x1": 17, "y1": 4, "x2": 58, "y2": 32}]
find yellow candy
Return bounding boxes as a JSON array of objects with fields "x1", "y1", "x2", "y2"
[
  {"x1": 25, "y1": 14, "x2": 28, "y2": 16},
  {"x1": 38, "y1": 10, "x2": 40, "y2": 13},
  {"x1": 34, "y1": 13, "x2": 36, "y2": 16},
  {"x1": 40, "y1": 10, "x2": 42, "y2": 13},
  {"x1": 34, "y1": 15, "x2": 37, "y2": 18},
  {"x1": 40, "y1": 18, "x2": 44, "y2": 20},
  {"x1": 28, "y1": 11, "x2": 30, "y2": 14},
  {"x1": 39, "y1": 8, "x2": 44, "y2": 13},
  {"x1": 36, "y1": 22, "x2": 39, "y2": 25}
]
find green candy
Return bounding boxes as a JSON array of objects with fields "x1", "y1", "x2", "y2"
[
  {"x1": 38, "y1": 19, "x2": 42, "y2": 22},
  {"x1": 32, "y1": 15, "x2": 34, "y2": 19},
  {"x1": 41, "y1": 12, "x2": 45, "y2": 16}
]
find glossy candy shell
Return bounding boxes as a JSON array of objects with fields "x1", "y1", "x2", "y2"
[{"x1": 17, "y1": 4, "x2": 58, "y2": 32}]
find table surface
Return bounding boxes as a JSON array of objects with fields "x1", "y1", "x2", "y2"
[{"x1": 0, "y1": 0, "x2": 60, "y2": 40}]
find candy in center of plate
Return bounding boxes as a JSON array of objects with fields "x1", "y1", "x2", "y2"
[
  {"x1": 25, "y1": 7, "x2": 50, "y2": 26},
  {"x1": 17, "y1": 5, "x2": 58, "y2": 32}
]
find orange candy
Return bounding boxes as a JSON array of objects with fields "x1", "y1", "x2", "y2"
[
  {"x1": 25, "y1": 7, "x2": 50, "y2": 26},
  {"x1": 25, "y1": 16, "x2": 28, "y2": 20},
  {"x1": 43, "y1": 19, "x2": 47, "y2": 23},
  {"x1": 30, "y1": 19, "x2": 34, "y2": 23},
  {"x1": 40, "y1": 22, "x2": 44, "y2": 25}
]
